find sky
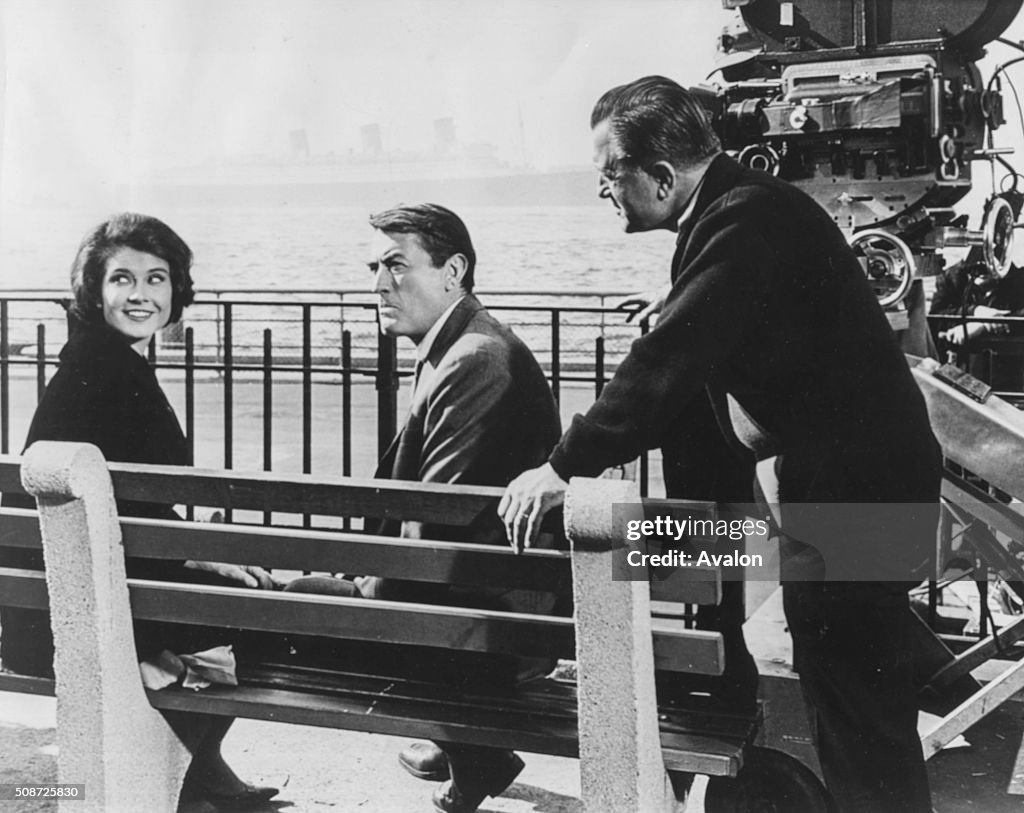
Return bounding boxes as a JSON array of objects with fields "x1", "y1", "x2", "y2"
[
  {"x1": 0, "y1": 0, "x2": 736, "y2": 209},
  {"x1": 3, "y1": 1, "x2": 1024, "y2": 215}
]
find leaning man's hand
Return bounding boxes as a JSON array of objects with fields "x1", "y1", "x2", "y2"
[{"x1": 499, "y1": 463, "x2": 569, "y2": 554}]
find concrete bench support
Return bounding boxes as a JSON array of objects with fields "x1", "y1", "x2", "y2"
[
  {"x1": 22, "y1": 441, "x2": 189, "y2": 813},
  {"x1": 565, "y1": 476, "x2": 679, "y2": 813}
]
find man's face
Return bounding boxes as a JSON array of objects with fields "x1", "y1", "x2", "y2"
[
  {"x1": 592, "y1": 118, "x2": 675, "y2": 233},
  {"x1": 370, "y1": 230, "x2": 454, "y2": 343}
]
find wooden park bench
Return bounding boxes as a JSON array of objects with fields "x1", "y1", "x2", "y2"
[{"x1": 0, "y1": 441, "x2": 826, "y2": 813}]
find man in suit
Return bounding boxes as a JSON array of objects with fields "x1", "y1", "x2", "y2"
[
  {"x1": 500, "y1": 77, "x2": 941, "y2": 813},
  {"x1": 366, "y1": 203, "x2": 561, "y2": 813}
]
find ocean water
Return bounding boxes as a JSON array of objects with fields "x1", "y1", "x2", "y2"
[
  {"x1": 0, "y1": 199, "x2": 682, "y2": 387},
  {"x1": 0, "y1": 202, "x2": 676, "y2": 296}
]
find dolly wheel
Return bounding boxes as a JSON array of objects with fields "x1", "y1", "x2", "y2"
[{"x1": 704, "y1": 747, "x2": 833, "y2": 813}]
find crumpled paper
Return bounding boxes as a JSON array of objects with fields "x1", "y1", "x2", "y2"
[{"x1": 139, "y1": 645, "x2": 238, "y2": 691}]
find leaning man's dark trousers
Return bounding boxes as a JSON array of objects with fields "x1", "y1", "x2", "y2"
[{"x1": 783, "y1": 581, "x2": 932, "y2": 813}]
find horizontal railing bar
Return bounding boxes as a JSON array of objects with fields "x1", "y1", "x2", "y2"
[
  {"x1": 928, "y1": 314, "x2": 1024, "y2": 322},
  {"x1": 0, "y1": 300, "x2": 627, "y2": 318},
  {"x1": 0, "y1": 287, "x2": 639, "y2": 298},
  {"x1": 0, "y1": 359, "x2": 621, "y2": 384}
]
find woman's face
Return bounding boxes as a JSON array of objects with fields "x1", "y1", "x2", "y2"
[{"x1": 101, "y1": 247, "x2": 173, "y2": 353}]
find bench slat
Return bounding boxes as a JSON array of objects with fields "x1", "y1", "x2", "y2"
[
  {"x1": 0, "y1": 509, "x2": 39, "y2": 549},
  {"x1": 247, "y1": 667, "x2": 582, "y2": 726},
  {"x1": 107, "y1": 464, "x2": 502, "y2": 525},
  {"x1": 149, "y1": 681, "x2": 581, "y2": 756},
  {"x1": 650, "y1": 620, "x2": 724, "y2": 674},
  {"x1": 650, "y1": 566, "x2": 721, "y2": 605},
  {"x1": 129, "y1": 581, "x2": 574, "y2": 657},
  {"x1": 0, "y1": 458, "x2": 24, "y2": 495},
  {"x1": 147, "y1": 677, "x2": 749, "y2": 776},
  {"x1": 0, "y1": 570, "x2": 725, "y2": 674},
  {"x1": 247, "y1": 663, "x2": 751, "y2": 740},
  {"x1": 0, "y1": 567, "x2": 48, "y2": 609},
  {"x1": 122, "y1": 518, "x2": 574, "y2": 594},
  {"x1": 0, "y1": 672, "x2": 55, "y2": 696},
  {"x1": 127, "y1": 582, "x2": 724, "y2": 674},
  {"x1": 1, "y1": 509, "x2": 721, "y2": 604}
]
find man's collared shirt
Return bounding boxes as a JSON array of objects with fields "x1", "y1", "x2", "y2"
[
  {"x1": 412, "y1": 295, "x2": 465, "y2": 400},
  {"x1": 675, "y1": 166, "x2": 711, "y2": 236}
]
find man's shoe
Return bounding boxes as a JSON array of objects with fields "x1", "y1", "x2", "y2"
[
  {"x1": 431, "y1": 753, "x2": 524, "y2": 813},
  {"x1": 398, "y1": 741, "x2": 450, "y2": 781},
  {"x1": 202, "y1": 784, "x2": 279, "y2": 810}
]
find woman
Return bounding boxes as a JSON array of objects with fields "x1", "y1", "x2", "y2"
[{"x1": 0, "y1": 213, "x2": 277, "y2": 809}]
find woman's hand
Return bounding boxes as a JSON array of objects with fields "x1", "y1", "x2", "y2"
[
  {"x1": 615, "y1": 288, "x2": 668, "y2": 325},
  {"x1": 185, "y1": 560, "x2": 278, "y2": 589}
]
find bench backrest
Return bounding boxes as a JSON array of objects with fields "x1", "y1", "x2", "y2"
[
  {"x1": 0, "y1": 452, "x2": 724, "y2": 674},
  {"x1": 3, "y1": 441, "x2": 726, "y2": 812}
]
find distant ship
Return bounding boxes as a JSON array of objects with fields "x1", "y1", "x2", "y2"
[{"x1": 141, "y1": 119, "x2": 597, "y2": 208}]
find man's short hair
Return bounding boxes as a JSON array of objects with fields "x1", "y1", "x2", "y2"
[
  {"x1": 369, "y1": 203, "x2": 476, "y2": 292},
  {"x1": 591, "y1": 75, "x2": 721, "y2": 171},
  {"x1": 70, "y1": 212, "x2": 195, "y2": 327}
]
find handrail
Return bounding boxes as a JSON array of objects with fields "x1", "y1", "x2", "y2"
[{"x1": 0, "y1": 287, "x2": 639, "y2": 298}]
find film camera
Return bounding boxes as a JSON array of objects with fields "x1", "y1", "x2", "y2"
[{"x1": 694, "y1": 0, "x2": 1024, "y2": 313}]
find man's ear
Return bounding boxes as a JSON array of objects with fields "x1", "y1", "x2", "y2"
[
  {"x1": 648, "y1": 161, "x2": 677, "y2": 200},
  {"x1": 446, "y1": 253, "x2": 469, "y2": 291}
]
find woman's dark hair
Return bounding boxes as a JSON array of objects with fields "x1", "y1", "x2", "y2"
[
  {"x1": 368, "y1": 203, "x2": 476, "y2": 292},
  {"x1": 69, "y1": 213, "x2": 195, "y2": 326}
]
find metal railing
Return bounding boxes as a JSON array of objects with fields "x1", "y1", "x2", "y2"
[
  {"x1": 0, "y1": 289, "x2": 655, "y2": 501},
  {"x1": 6, "y1": 295, "x2": 1024, "y2": 506}
]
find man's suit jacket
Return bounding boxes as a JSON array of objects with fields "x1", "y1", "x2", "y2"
[
  {"x1": 367, "y1": 294, "x2": 562, "y2": 607},
  {"x1": 549, "y1": 154, "x2": 942, "y2": 579}
]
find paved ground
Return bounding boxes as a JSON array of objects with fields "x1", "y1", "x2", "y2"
[
  {"x1": 0, "y1": 691, "x2": 590, "y2": 813},
  {"x1": 3, "y1": 689, "x2": 1024, "y2": 812}
]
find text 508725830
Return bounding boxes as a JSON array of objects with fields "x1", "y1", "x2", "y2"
[{"x1": 0, "y1": 785, "x2": 84, "y2": 800}]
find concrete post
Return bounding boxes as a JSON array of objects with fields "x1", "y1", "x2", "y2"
[
  {"x1": 21, "y1": 441, "x2": 190, "y2": 813},
  {"x1": 564, "y1": 476, "x2": 679, "y2": 813}
]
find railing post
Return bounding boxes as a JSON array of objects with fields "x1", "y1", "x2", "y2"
[
  {"x1": 564, "y1": 477, "x2": 679, "y2": 812},
  {"x1": 550, "y1": 309, "x2": 561, "y2": 404},
  {"x1": 302, "y1": 305, "x2": 313, "y2": 528},
  {"x1": 263, "y1": 328, "x2": 274, "y2": 525},
  {"x1": 376, "y1": 331, "x2": 398, "y2": 458},
  {"x1": 21, "y1": 441, "x2": 190, "y2": 813},
  {"x1": 184, "y1": 327, "x2": 195, "y2": 521},
  {"x1": 1, "y1": 300, "x2": 9, "y2": 454},
  {"x1": 342, "y1": 330, "x2": 352, "y2": 478},
  {"x1": 36, "y1": 323, "x2": 47, "y2": 402},
  {"x1": 639, "y1": 320, "x2": 650, "y2": 496}
]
